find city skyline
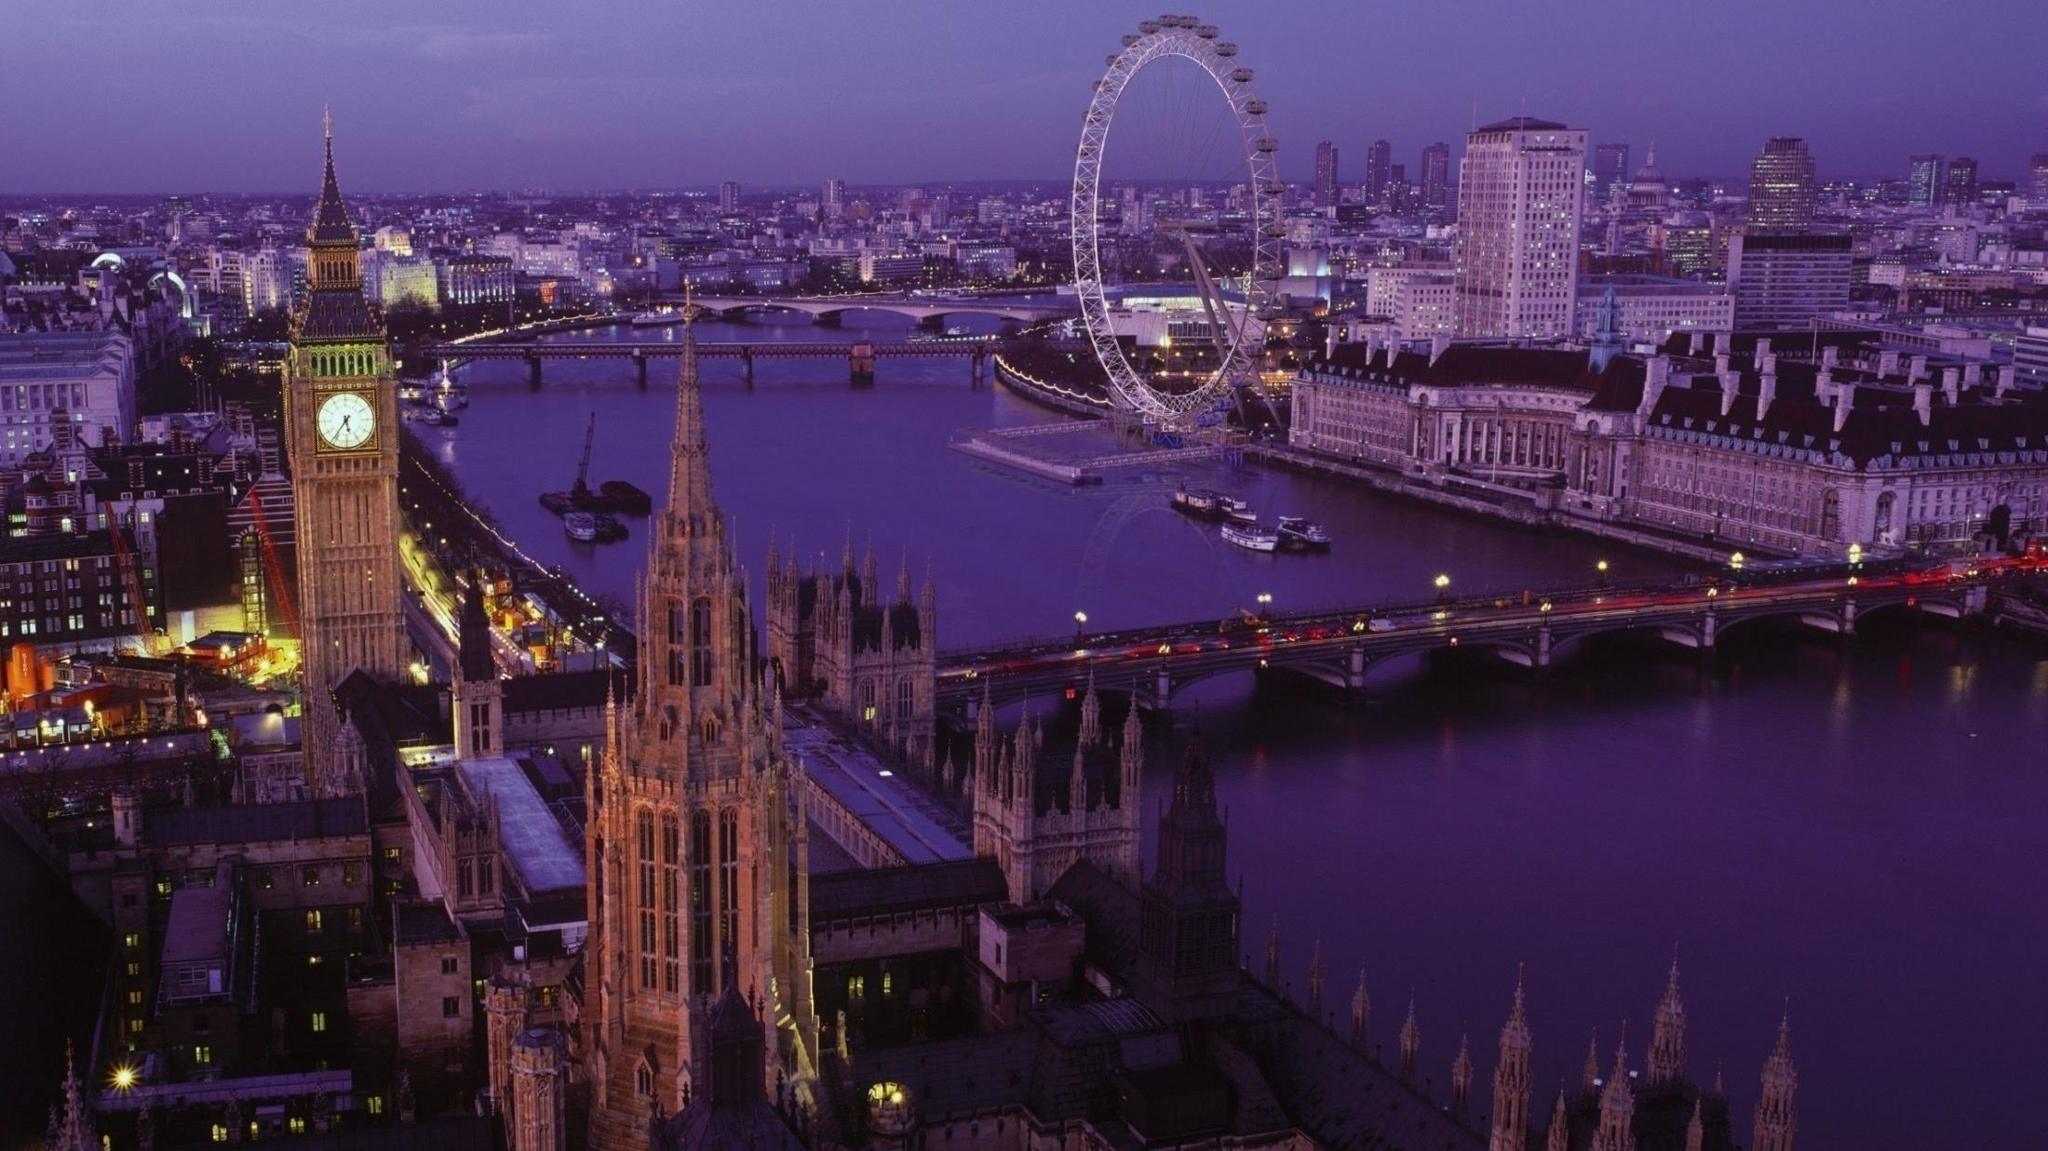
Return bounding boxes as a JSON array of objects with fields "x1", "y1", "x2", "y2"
[{"x1": 3, "y1": 0, "x2": 2046, "y2": 193}]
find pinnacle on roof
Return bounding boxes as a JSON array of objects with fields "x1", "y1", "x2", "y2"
[
  {"x1": 310, "y1": 106, "x2": 356, "y2": 245},
  {"x1": 664, "y1": 280, "x2": 716, "y2": 533}
]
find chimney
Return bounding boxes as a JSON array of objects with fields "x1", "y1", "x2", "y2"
[
  {"x1": 1754, "y1": 337, "x2": 1772, "y2": 364},
  {"x1": 1715, "y1": 351, "x2": 1731, "y2": 377},
  {"x1": 1821, "y1": 345, "x2": 1839, "y2": 368},
  {"x1": 1994, "y1": 364, "x2": 2014, "y2": 399},
  {"x1": 1878, "y1": 350, "x2": 1900, "y2": 377},
  {"x1": 1833, "y1": 383, "x2": 1855, "y2": 432},
  {"x1": 1430, "y1": 334, "x2": 1451, "y2": 364},
  {"x1": 1912, "y1": 381, "x2": 1933, "y2": 426},
  {"x1": 1688, "y1": 330, "x2": 1707, "y2": 356},
  {"x1": 1638, "y1": 355, "x2": 1671, "y2": 416},
  {"x1": 1908, "y1": 354, "x2": 1928, "y2": 383},
  {"x1": 1815, "y1": 367, "x2": 1835, "y2": 408},
  {"x1": 1963, "y1": 361, "x2": 1982, "y2": 387},
  {"x1": 1940, "y1": 367, "x2": 1960, "y2": 407},
  {"x1": 1758, "y1": 365, "x2": 1779, "y2": 420},
  {"x1": 1325, "y1": 325, "x2": 1339, "y2": 360},
  {"x1": 1719, "y1": 366, "x2": 1740, "y2": 416}
]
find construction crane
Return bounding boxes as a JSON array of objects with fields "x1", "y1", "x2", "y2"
[
  {"x1": 245, "y1": 490, "x2": 300, "y2": 640},
  {"x1": 573, "y1": 412, "x2": 596, "y2": 500},
  {"x1": 106, "y1": 513, "x2": 153, "y2": 642}
]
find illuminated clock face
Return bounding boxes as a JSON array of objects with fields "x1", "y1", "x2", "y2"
[{"x1": 317, "y1": 391, "x2": 376, "y2": 450}]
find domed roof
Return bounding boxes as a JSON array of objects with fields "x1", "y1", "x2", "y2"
[{"x1": 1632, "y1": 142, "x2": 1666, "y2": 188}]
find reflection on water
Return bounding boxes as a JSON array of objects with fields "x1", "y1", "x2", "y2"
[{"x1": 437, "y1": 319, "x2": 2048, "y2": 1150}]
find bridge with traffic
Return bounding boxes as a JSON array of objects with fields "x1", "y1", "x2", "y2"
[{"x1": 934, "y1": 563, "x2": 2019, "y2": 712}]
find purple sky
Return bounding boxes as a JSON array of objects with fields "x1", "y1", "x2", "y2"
[{"x1": 3, "y1": 0, "x2": 2044, "y2": 194}]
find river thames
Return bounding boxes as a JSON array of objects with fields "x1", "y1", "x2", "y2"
[{"x1": 425, "y1": 315, "x2": 2048, "y2": 1149}]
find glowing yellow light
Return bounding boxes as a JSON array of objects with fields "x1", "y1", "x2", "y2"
[
  {"x1": 1434, "y1": 574, "x2": 1451, "y2": 590},
  {"x1": 110, "y1": 1064, "x2": 137, "y2": 1091}
]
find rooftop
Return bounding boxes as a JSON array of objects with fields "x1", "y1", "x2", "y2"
[
  {"x1": 786, "y1": 707, "x2": 969, "y2": 866},
  {"x1": 457, "y1": 754, "x2": 585, "y2": 895}
]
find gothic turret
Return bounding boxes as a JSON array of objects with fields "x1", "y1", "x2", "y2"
[
  {"x1": 1582, "y1": 1029, "x2": 1601, "y2": 1096},
  {"x1": 1350, "y1": 966, "x2": 1371, "y2": 1047},
  {"x1": 1399, "y1": 996, "x2": 1421, "y2": 1083},
  {"x1": 1135, "y1": 740, "x2": 1239, "y2": 1022},
  {"x1": 1489, "y1": 968, "x2": 1533, "y2": 1151},
  {"x1": 453, "y1": 574, "x2": 504, "y2": 758},
  {"x1": 1544, "y1": 1090, "x2": 1570, "y2": 1151},
  {"x1": 1649, "y1": 948, "x2": 1687, "y2": 1087},
  {"x1": 1591, "y1": 1026, "x2": 1634, "y2": 1151},
  {"x1": 1752, "y1": 1007, "x2": 1797, "y2": 1151},
  {"x1": 1451, "y1": 1032, "x2": 1473, "y2": 1114}
]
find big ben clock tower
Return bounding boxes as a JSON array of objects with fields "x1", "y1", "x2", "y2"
[{"x1": 287, "y1": 111, "x2": 406, "y2": 796}]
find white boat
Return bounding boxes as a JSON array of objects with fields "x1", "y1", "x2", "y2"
[
  {"x1": 1276, "y1": 515, "x2": 1332, "y2": 551},
  {"x1": 630, "y1": 310, "x2": 679, "y2": 327},
  {"x1": 1217, "y1": 495, "x2": 1257, "y2": 526},
  {"x1": 1221, "y1": 522, "x2": 1279, "y2": 552},
  {"x1": 564, "y1": 512, "x2": 599, "y2": 542}
]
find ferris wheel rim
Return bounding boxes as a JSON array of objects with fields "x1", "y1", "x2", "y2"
[{"x1": 1069, "y1": 16, "x2": 1282, "y2": 424}]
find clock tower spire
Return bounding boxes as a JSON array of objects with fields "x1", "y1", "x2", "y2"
[{"x1": 286, "y1": 109, "x2": 405, "y2": 797}]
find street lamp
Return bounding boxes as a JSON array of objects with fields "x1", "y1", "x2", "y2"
[
  {"x1": 1434, "y1": 573, "x2": 1451, "y2": 603},
  {"x1": 1728, "y1": 551, "x2": 1746, "y2": 571},
  {"x1": 1255, "y1": 592, "x2": 1273, "y2": 619},
  {"x1": 1596, "y1": 559, "x2": 1610, "y2": 586}
]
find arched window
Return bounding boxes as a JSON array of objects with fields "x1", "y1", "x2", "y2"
[
  {"x1": 896, "y1": 678, "x2": 914, "y2": 722},
  {"x1": 690, "y1": 598, "x2": 713, "y2": 687},
  {"x1": 635, "y1": 1061, "x2": 653, "y2": 1097}
]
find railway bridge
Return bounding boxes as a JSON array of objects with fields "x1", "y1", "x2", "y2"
[{"x1": 417, "y1": 338, "x2": 998, "y2": 388}]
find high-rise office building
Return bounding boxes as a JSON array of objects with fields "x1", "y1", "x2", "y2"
[
  {"x1": 1907, "y1": 154, "x2": 1944, "y2": 207},
  {"x1": 1747, "y1": 137, "x2": 1816, "y2": 229},
  {"x1": 1421, "y1": 142, "x2": 1451, "y2": 209},
  {"x1": 717, "y1": 180, "x2": 740, "y2": 213},
  {"x1": 2031, "y1": 155, "x2": 2048, "y2": 204},
  {"x1": 1593, "y1": 143, "x2": 1631, "y2": 203},
  {"x1": 822, "y1": 178, "x2": 846, "y2": 219},
  {"x1": 1386, "y1": 163, "x2": 1407, "y2": 208},
  {"x1": 1365, "y1": 138, "x2": 1391, "y2": 203},
  {"x1": 1727, "y1": 230, "x2": 1853, "y2": 329},
  {"x1": 1314, "y1": 140, "x2": 1339, "y2": 209},
  {"x1": 1452, "y1": 117, "x2": 1587, "y2": 341},
  {"x1": 1942, "y1": 157, "x2": 1978, "y2": 208}
]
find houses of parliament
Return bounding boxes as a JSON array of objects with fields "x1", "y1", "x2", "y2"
[{"x1": 35, "y1": 124, "x2": 1801, "y2": 1151}]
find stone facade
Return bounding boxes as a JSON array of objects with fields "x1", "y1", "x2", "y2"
[{"x1": 765, "y1": 539, "x2": 936, "y2": 775}]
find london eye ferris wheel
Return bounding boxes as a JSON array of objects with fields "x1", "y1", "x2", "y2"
[{"x1": 1069, "y1": 14, "x2": 1285, "y2": 427}]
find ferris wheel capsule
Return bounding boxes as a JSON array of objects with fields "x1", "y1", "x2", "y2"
[
  {"x1": 1230, "y1": 67, "x2": 1255, "y2": 84},
  {"x1": 1138, "y1": 20, "x2": 1162, "y2": 33},
  {"x1": 1122, "y1": 33, "x2": 1141, "y2": 47},
  {"x1": 1214, "y1": 42, "x2": 1237, "y2": 57},
  {"x1": 1196, "y1": 24, "x2": 1219, "y2": 38}
]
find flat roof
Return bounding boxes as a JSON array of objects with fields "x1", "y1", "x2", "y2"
[
  {"x1": 162, "y1": 871, "x2": 233, "y2": 967},
  {"x1": 784, "y1": 709, "x2": 969, "y2": 866},
  {"x1": 457, "y1": 755, "x2": 585, "y2": 895}
]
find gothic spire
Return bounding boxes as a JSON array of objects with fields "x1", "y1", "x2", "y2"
[
  {"x1": 1491, "y1": 965, "x2": 1534, "y2": 1151},
  {"x1": 458, "y1": 572, "x2": 493, "y2": 684},
  {"x1": 51, "y1": 1041, "x2": 95, "y2": 1151},
  {"x1": 1451, "y1": 1031, "x2": 1473, "y2": 1112},
  {"x1": 1306, "y1": 939, "x2": 1324, "y2": 1018},
  {"x1": 1077, "y1": 666, "x2": 1101, "y2": 746},
  {"x1": 665, "y1": 282, "x2": 716, "y2": 536},
  {"x1": 1591, "y1": 1024, "x2": 1634, "y2": 1151},
  {"x1": 1399, "y1": 995, "x2": 1420, "y2": 1083},
  {"x1": 1650, "y1": 944, "x2": 1688, "y2": 1087},
  {"x1": 311, "y1": 105, "x2": 355, "y2": 244},
  {"x1": 1581, "y1": 1028, "x2": 1601, "y2": 1096},
  {"x1": 1544, "y1": 1089, "x2": 1570, "y2": 1151},
  {"x1": 1350, "y1": 965, "x2": 1370, "y2": 1046},
  {"x1": 1685, "y1": 1097, "x2": 1706, "y2": 1151},
  {"x1": 1752, "y1": 1004, "x2": 1798, "y2": 1151}
]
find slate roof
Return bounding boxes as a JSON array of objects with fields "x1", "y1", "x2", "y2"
[{"x1": 809, "y1": 857, "x2": 1005, "y2": 923}]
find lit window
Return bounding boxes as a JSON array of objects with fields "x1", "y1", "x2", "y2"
[{"x1": 310, "y1": 1011, "x2": 327, "y2": 1033}]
